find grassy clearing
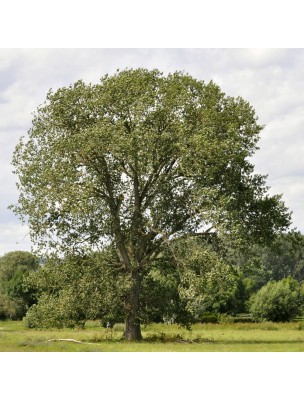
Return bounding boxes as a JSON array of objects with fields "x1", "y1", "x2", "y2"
[{"x1": 1, "y1": 320, "x2": 304, "y2": 351}]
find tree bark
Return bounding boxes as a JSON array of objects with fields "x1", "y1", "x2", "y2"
[{"x1": 124, "y1": 269, "x2": 142, "y2": 341}]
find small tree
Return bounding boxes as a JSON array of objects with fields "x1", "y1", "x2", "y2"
[
  {"x1": 0, "y1": 251, "x2": 39, "y2": 319},
  {"x1": 140, "y1": 262, "x2": 190, "y2": 325},
  {"x1": 11, "y1": 69, "x2": 291, "y2": 340},
  {"x1": 24, "y1": 250, "x2": 125, "y2": 328},
  {"x1": 169, "y1": 238, "x2": 239, "y2": 317},
  {"x1": 249, "y1": 277, "x2": 303, "y2": 322}
]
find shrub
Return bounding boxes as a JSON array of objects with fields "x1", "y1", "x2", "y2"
[
  {"x1": 233, "y1": 314, "x2": 254, "y2": 323},
  {"x1": 249, "y1": 277, "x2": 303, "y2": 322},
  {"x1": 24, "y1": 292, "x2": 91, "y2": 329},
  {"x1": 218, "y1": 313, "x2": 234, "y2": 323},
  {"x1": 0, "y1": 294, "x2": 27, "y2": 320},
  {"x1": 24, "y1": 251, "x2": 125, "y2": 329},
  {"x1": 0, "y1": 251, "x2": 39, "y2": 319},
  {"x1": 24, "y1": 296, "x2": 69, "y2": 329},
  {"x1": 200, "y1": 312, "x2": 219, "y2": 323}
]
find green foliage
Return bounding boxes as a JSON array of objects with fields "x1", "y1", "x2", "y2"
[
  {"x1": 0, "y1": 294, "x2": 26, "y2": 320},
  {"x1": 222, "y1": 275, "x2": 258, "y2": 314},
  {"x1": 25, "y1": 242, "x2": 241, "y2": 329},
  {"x1": 140, "y1": 238, "x2": 242, "y2": 326},
  {"x1": 249, "y1": 277, "x2": 303, "y2": 322},
  {"x1": 264, "y1": 231, "x2": 304, "y2": 282},
  {"x1": 12, "y1": 69, "x2": 290, "y2": 254},
  {"x1": 170, "y1": 238, "x2": 239, "y2": 317},
  {"x1": 24, "y1": 249, "x2": 125, "y2": 328},
  {"x1": 0, "y1": 251, "x2": 39, "y2": 319},
  {"x1": 140, "y1": 265, "x2": 185, "y2": 324},
  {"x1": 140, "y1": 251, "x2": 197, "y2": 327},
  {"x1": 232, "y1": 314, "x2": 254, "y2": 323},
  {"x1": 199, "y1": 312, "x2": 219, "y2": 323},
  {"x1": 224, "y1": 232, "x2": 304, "y2": 290}
]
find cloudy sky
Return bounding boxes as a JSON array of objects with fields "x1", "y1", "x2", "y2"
[{"x1": 0, "y1": 48, "x2": 303, "y2": 255}]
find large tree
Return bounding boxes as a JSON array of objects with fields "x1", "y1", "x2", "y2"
[{"x1": 11, "y1": 69, "x2": 290, "y2": 340}]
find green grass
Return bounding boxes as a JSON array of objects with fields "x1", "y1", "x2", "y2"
[{"x1": 1, "y1": 320, "x2": 304, "y2": 351}]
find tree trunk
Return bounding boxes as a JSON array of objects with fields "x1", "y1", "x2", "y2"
[{"x1": 124, "y1": 269, "x2": 142, "y2": 341}]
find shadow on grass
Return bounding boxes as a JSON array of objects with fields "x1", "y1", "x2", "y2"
[
  {"x1": 211, "y1": 339, "x2": 304, "y2": 345},
  {"x1": 143, "y1": 332, "x2": 214, "y2": 343}
]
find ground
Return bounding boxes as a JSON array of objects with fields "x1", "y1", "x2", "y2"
[{"x1": 1, "y1": 320, "x2": 304, "y2": 351}]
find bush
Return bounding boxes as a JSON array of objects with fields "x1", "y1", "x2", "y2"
[
  {"x1": 0, "y1": 294, "x2": 27, "y2": 320},
  {"x1": 0, "y1": 251, "x2": 39, "y2": 319},
  {"x1": 233, "y1": 314, "x2": 254, "y2": 323},
  {"x1": 24, "y1": 295, "x2": 71, "y2": 329},
  {"x1": 200, "y1": 312, "x2": 219, "y2": 323},
  {"x1": 249, "y1": 277, "x2": 303, "y2": 322},
  {"x1": 25, "y1": 292, "x2": 92, "y2": 329},
  {"x1": 218, "y1": 313, "x2": 234, "y2": 323},
  {"x1": 24, "y1": 251, "x2": 127, "y2": 329}
]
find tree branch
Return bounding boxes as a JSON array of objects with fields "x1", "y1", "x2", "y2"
[
  {"x1": 170, "y1": 226, "x2": 216, "y2": 242},
  {"x1": 98, "y1": 155, "x2": 132, "y2": 270},
  {"x1": 141, "y1": 158, "x2": 177, "y2": 208}
]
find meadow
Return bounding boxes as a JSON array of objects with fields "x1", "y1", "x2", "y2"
[{"x1": 1, "y1": 320, "x2": 304, "y2": 351}]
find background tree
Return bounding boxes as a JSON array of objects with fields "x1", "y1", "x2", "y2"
[
  {"x1": 140, "y1": 259, "x2": 193, "y2": 326},
  {"x1": 249, "y1": 276, "x2": 303, "y2": 322},
  {"x1": 24, "y1": 249, "x2": 125, "y2": 328},
  {"x1": 168, "y1": 238, "x2": 239, "y2": 318},
  {"x1": 11, "y1": 69, "x2": 291, "y2": 340},
  {"x1": 262, "y1": 231, "x2": 304, "y2": 282},
  {"x1": 222, "y1": 231, "x2": 304, "y2": 294},
  {"x1": 140, "y1": 237, "x2": 239, "y2": 327},
  {"x1": 0, "y1": 251, "x2": 39, "y2": 319}
]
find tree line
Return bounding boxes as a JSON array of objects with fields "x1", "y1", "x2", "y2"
[{"x1": 1, "y1": 231, "x2": 303, "y2": 327}]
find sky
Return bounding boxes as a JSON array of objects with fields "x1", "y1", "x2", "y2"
[{"x1": 0, "y1": 48, "x2": 304, "y2": 255}]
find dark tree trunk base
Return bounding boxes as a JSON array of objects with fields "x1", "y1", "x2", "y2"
[
  {"x1": 123, "y1": 322, "x2": 142, "y2": 341},
  {"x1": 123, "y1": 269, "x2": 143, "y2": 341}
]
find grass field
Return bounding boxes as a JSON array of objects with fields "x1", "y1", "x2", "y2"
[{"x1": 1, "y1": 320, "x2": 304, "y2": 351}]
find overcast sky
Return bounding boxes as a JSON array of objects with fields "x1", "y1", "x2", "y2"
[{"x1": 0, "y1": 48, "x2": 304, "y2": 255}]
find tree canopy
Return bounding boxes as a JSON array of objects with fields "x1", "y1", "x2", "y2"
[{"x1": 11, "y1": 68, "x2": 291, "y2": 339}]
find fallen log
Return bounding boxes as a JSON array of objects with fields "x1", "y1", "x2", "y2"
[{"x1": 46, "y1": 338, "x2": 85, "y2": 344}]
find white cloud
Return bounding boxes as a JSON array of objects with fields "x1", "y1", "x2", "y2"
[
  {"x1": 0, "y1": 223, "x2": 32, "y2": 256},
  {"x1": 265, "y1": 177, "x2": 304, "y2": 231}
]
